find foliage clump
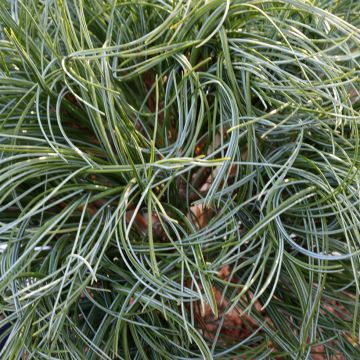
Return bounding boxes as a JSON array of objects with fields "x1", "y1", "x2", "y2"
[{"x1": 0, "y1": 0, "x2": 360, "y2": 358}]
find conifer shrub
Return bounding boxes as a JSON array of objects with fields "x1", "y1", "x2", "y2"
[{"x1": 0, "y1": 1, "x2": 360, "y2": 358}]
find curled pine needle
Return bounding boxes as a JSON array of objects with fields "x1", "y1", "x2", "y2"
[{"x1": 0, "y1": 0, "x2": 360, "y2": 359}]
